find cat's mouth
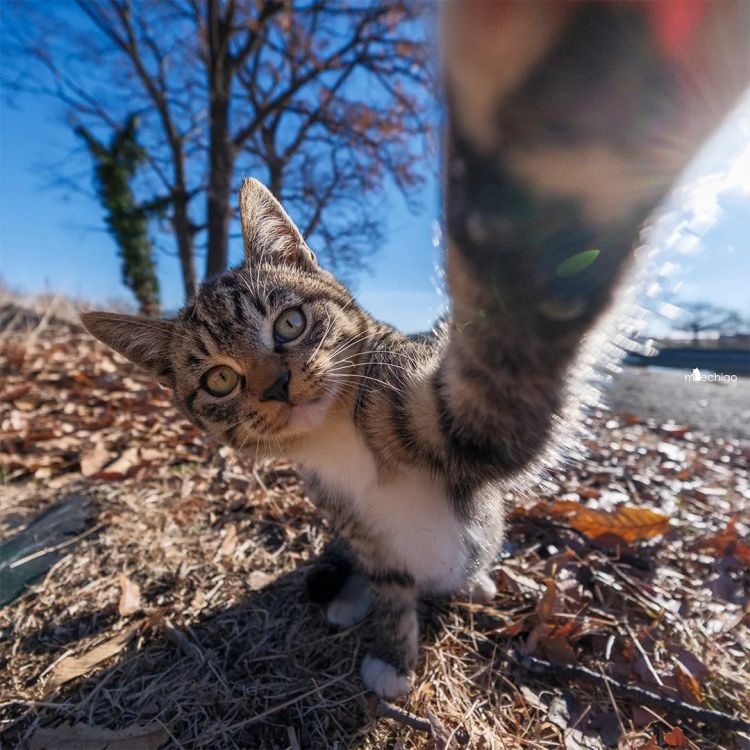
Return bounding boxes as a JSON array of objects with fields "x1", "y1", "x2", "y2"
[{"x1": 277, "y1": 387, "x2": 338, "y2": 437}]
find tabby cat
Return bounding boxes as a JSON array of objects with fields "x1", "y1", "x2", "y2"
[{"x1": 82, "y1": 2, "x2": 749, "y2": 698}]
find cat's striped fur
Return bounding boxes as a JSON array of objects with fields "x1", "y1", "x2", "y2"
[{"x1": 82, "y1": 2, "x2": 749, "y2": 699}]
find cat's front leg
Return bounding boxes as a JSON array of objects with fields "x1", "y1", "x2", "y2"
[{"x1": 361, "y1": 573, "x2": 419, "y2": 699}]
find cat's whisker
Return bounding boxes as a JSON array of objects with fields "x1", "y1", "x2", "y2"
[
  {"x1": 306, "y1": 310, "x2": 334, "y2": 365},
  {"x1": 325, "y1": 372, "x2": 400, "y2": 396},
  {"x1": 328, "y1": 359, "x2": 416, "y2": 376},
  {"x1": 344, "y1": 347, "x2": 423, "y2": 364},
  {"x1": 326, "y1": 327, "x2": 384, "y2": 358},
  {"x1": 205, "y1": 411, "x2": 260, "y2": 441},
  {"x1": 328, "y1": 328, "x2": 383, "y2": 351},
  {"x1": 318, "y1": 382, "x2": 350, "y2": 412},
  {"x1": 324, "y1": 377, "x2": 401, "y2": 411},
  {"x1": 236, "y1": 421, "x2": 255, "y2": 455}
]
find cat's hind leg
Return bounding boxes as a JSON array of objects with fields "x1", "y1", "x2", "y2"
[
  {"x1": 324, "y1": 573, "x2": 373, "y2": 628},
  {"x1": 305, "y1": 537, "x2": 353, "y2": 604},
  {"x1": 306, "y1": 538, "x2": 373, "y2": 627}
]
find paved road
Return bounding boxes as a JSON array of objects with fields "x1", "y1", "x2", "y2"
[{"x1": 607, "y1": 366, "x2": 750, "y2": 440}]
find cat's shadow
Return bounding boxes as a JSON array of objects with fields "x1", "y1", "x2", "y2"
[
  {"x1": 12, "y1": 513, "x2": 648, "y2": 748},
  {"x1": 11, "y1": 565, "x2": 622, "y2": 749},
  {"x1": 12, "y1": 566, "x2": 410, "y2": 748}
]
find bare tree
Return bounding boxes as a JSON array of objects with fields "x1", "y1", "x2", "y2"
[
  {"x1": 674, "y1": 302, "x2": 744, "y2": 344},
  {"x1": 4, "y1": 0, "x2": 432, "y2": 303}
]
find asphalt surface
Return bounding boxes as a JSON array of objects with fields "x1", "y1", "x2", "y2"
[{"x1": 607, "y1": 366, "x2": 750, "y2": 440}]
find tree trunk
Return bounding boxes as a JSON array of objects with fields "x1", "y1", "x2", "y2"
[
  {"x1": 269, "y1": 162, "x2": 282, "y2": 197},
  {"x1": 204, "y1": 0, "x2": 234, "y2": 280},
  {"x1": 173, "y1": 194, "x2": 197, "y2": 302}
]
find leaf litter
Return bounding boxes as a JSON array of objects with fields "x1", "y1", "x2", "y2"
[{"x1": 1, "y1": 295, "x2": 749, "y2": 749}]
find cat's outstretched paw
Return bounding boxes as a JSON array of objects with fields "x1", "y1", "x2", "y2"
[
  {"x1": 361, "y1": 655, "x2": 413, "y2": 699},
  {"x1": 325, "y1": 574, "x2": 373, "y2": 628}
]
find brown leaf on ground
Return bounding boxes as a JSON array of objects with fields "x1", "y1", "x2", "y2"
[
  {"x1": 541, "y1": 629, "x2": 578, "y2": 665},
  {"x1": 80, "y1": 442, "x2": 113, "y2": 477},
  {"x1": 43, "y1": 625, "x2": 138, "y2": 696},
  {"x1": 661, "y1": 425, "x2": 691, "y2": 438},
  {"x1": 621, "y1": 412, "x2": 642, "y2": 425},
  {"x1": 663, "y1": 726, "x2": 689, "y2": 748},
  {"x1": 0, "y1": 383, "x2": 32, "y2": 402},
  {"x1": 98, "y1": 447, "x2": 141, "y2": 478},
  {"x1": 118, "y1": 573, "x2": 142, "y2": 617},
  {"x1": 694, "y1": 518, "x2": 750, "y2": 567},
  {"x1": 735, "y1": 541, "x2": 750, "y2": 567},
  {"x1": 216, "y1": 523, "x2": 238, "y2": 560},
  {"x1": 28, "y1": 721, "x2": 168, "y2": 750},
  {"x1": 695, "y1": 518, "x2": 739, "y2": 554},
  {"x1": 547, "y1": 502, "x2": 670, "y2": 543},
  {"x1": 247, "y1": 570, "x2": 275, "y2": 590},
  {"x1": 673, "y1": 662, "x2": 703, "y2": 705},
  {"x1": 578, "y1": 486, "x2": 600, "y2": 499},
  {"x1": 537, "y1": 578, "x2": 557, "y2": 621},
  {"x1": 500, "y1": 618, "x2": 527, "y2": 637}
]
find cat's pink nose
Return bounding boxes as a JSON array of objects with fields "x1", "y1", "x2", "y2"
[{"x1": 259, "y1": 371, "x2": 290, "y2": 403}]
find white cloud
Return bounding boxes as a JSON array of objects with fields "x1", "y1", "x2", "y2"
[{"x1": 648, "y1": 102, "x2": 750, "y2": 258}]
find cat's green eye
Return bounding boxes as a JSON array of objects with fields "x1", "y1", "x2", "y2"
[
  {"x1": 273, "y1": 307, "x2": 306, "y2": 342},
  {"x1": 203, "y1": 365, "x2": 239, "y2": 397}
]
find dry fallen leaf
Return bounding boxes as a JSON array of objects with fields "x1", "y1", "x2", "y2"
[
  {"x1": 0, "y1": 383, "x2": 32, "y2": 402},
  {"x1": 118, "y1": 573, "x2": 142, "y2": 617},
  {"x1": 663, "y1": 726, "x2": 689, "y2": 748},
  {"x1": 673, "y1": 661, "x2": 703, "y2": 705},
  {"x1": 44, "y1": 625, "x2": 138, "y2": 696},
  {"x1": 80, "y1": 441, "x2": 113, "y2": 477},
  {"x1": 695, "y1": 518, "x2": 750, "y2": 567},
  {"x1": 537, "y1": 579, "x2": 557, "y2": 622},
  {"x1": 500, "y1": 618, "x2": 526, "y2": 637},
  {"x1": 547, "y1": 502, "x2": 670, "y2": 543},
  {"x1": 247, "y1": 570, "x2": 275, "y2": 590},
  {"x1": 216, "y1": 523, "x2": 238, "y2": 560},
  {"x1": 99, "y1": 447, "x2": 140, "y2": 477},
  {"x1": 28, "y1": 721, "x2": 168, "y2": 750}
]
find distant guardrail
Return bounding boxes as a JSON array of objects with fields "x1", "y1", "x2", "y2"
[{"x1": 624, "y1": 347, "x2": 750, "y2": 376}]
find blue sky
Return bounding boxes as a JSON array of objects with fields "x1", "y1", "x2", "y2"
[{"x1": 1, "y1": 70, "x2": 748, "y2": 333}]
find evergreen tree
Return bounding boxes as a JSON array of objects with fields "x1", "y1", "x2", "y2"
[{"x1": 76, "y1": 115, "x2": 160, "y2": 316}]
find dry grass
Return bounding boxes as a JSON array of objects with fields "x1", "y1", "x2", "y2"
[{"x1": 1, "y1": 302, "x2": 749, "y2": 749}]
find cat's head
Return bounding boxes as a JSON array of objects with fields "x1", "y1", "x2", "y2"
[{"x1": 82, "y1": 179, "x2": 368, "y2": 450}]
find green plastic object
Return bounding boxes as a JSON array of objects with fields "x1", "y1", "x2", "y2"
[{"x1": 0, "y1": 494, "x2": 92, "y2": 608}]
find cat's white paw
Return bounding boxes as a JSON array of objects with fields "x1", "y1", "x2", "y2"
[
  {"x1": 470, "y1": 572, "x2": 497, "y2": 602},
  {"x1": 325, "y1": 574, "x2": 373, "y2": 628},
  {"x1": 361, "y1": 655, "x2": 413, "y2": 699}
]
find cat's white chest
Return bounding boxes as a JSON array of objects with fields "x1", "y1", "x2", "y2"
[{"x1": 292, "y1": 421, "x2": 468, "y2": 591}]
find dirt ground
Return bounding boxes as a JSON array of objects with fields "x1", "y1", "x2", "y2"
[{"x1": 1, "y1": 304, "x2": 749, "y2": 750}]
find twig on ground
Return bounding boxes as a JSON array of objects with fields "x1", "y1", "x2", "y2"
[
  {"x1": 509, "y1": 650, "x2": 750, "y2": 733},
  {"x1": 377, "y1": 700, "x2": 432, "y2": 733}
]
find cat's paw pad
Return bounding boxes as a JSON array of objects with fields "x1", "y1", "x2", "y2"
[
  {"x1": 361, "y1": 655, "x2": 413, "y2": 699},
  {"x1": 324, "y1": 574, "x2": 373, "y2": 628}
]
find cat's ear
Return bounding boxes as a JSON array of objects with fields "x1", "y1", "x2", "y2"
[
  {"x1": 239, "y1": 178, "x2": 317, "y2": 269},
  {"x1": 80, "y1": 311, "x2": 175, "y2": 387}
]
